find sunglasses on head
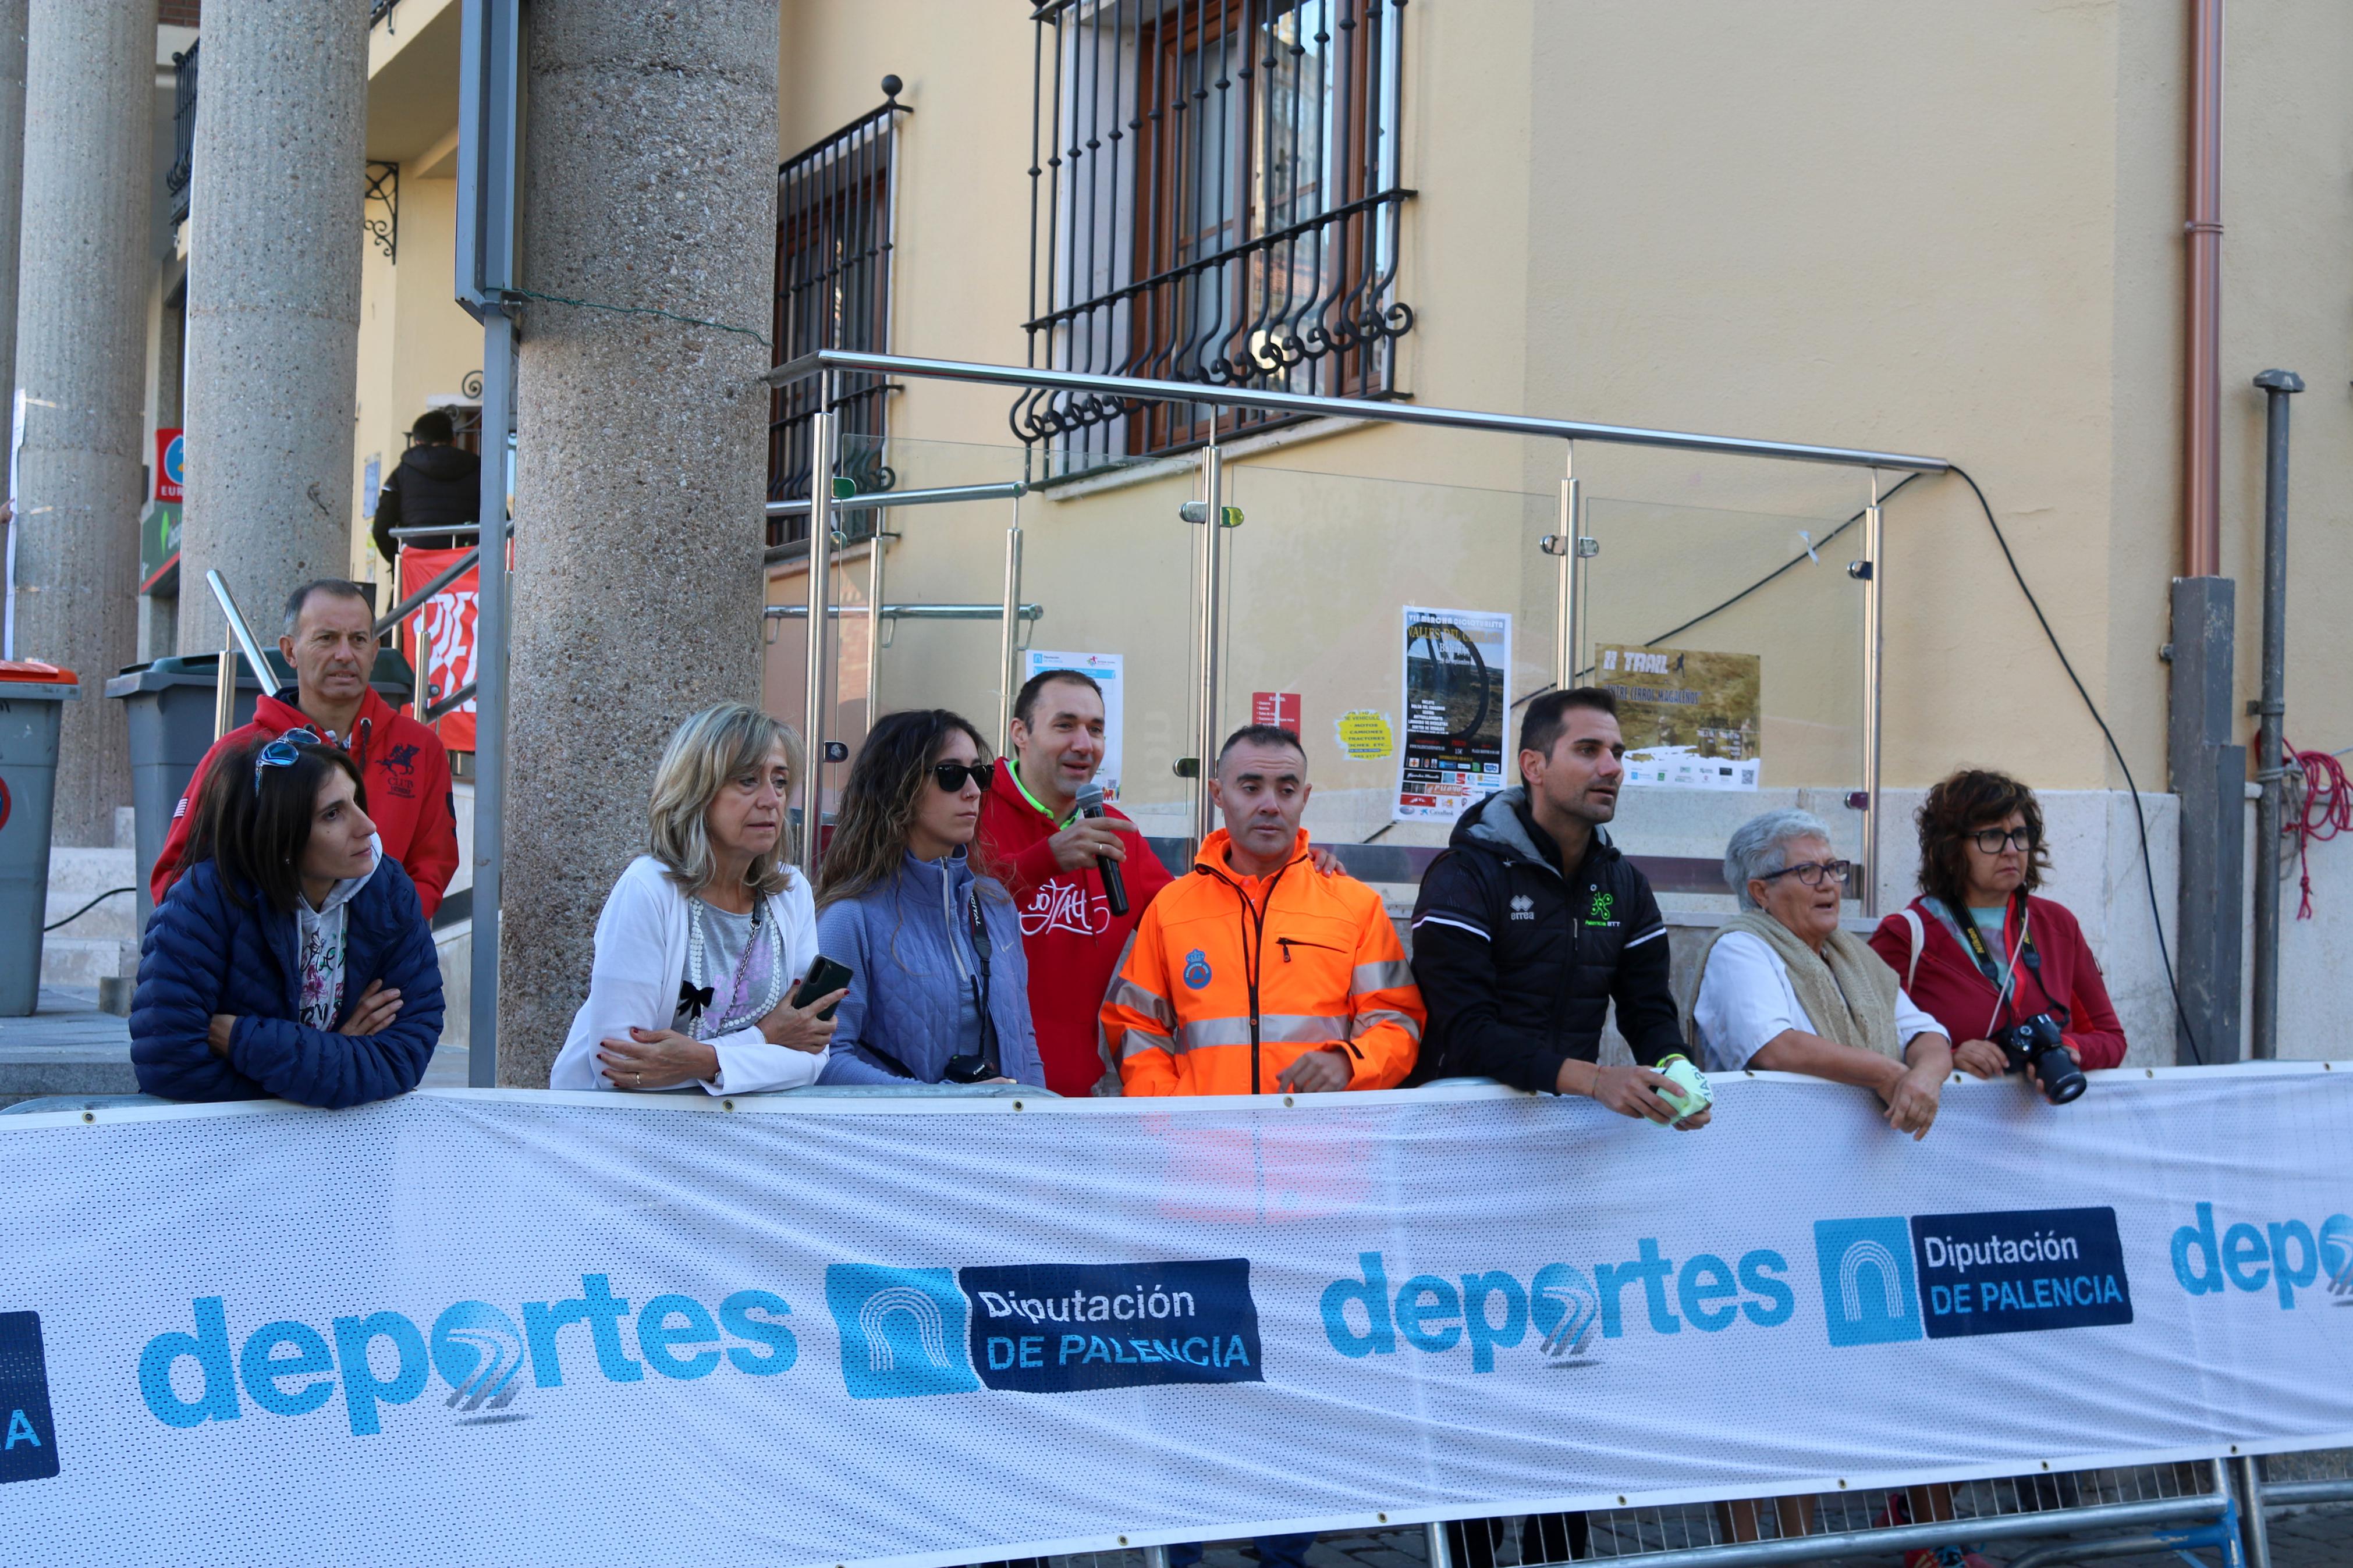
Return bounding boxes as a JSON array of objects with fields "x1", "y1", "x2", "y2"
[
  {"x1": 930, "y1": 760, "x2": 995, "y2": 794},
  {"x1": 253, "y1": 728, "x2": 324, "y2": 794}
]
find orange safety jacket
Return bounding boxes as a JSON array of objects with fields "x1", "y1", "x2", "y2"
[{"x1": 1102, "y1": 829, "x2": 1424, "y2": 1096}]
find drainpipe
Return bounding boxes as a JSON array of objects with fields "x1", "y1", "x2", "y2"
[
  {"x1": 2184, "y1": 0, "x2": 2225, "y2": 577},
  {"x1": 2248, "y1": 370, "x2": 2302, "y2": 1061},
  {"x1": 2167, "y1": 0, "x2": 2243, "y2": 1064}
]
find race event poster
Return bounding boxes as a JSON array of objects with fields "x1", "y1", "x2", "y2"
[
  {"x1": 1396, "y1": 606, "x2": 1510, "y2": 822},
  {"x1": 1597, "y1": 643, "x2": 1762, "y2": 790}
]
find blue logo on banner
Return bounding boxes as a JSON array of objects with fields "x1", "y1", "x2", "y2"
[
  {"x1": 0, "y1": 1311, "x2": 59, "y2": 1484},
  {"x1": 961, "y1": 1259, "x2": 1263, "y2": 1393},
  {"x1": 826, "y1": 1265, "x2": 979, "y2": 1400},
  {"x1": 1814, "y1": 1217, "x2": 1923, "y2": 1346},
  {"x1": 430, "y1": 1301, "x2": 528, "y2": 1414},
  {"x1": 1911, "y1": 1207, "x2": 2132, "y2": 1338}
]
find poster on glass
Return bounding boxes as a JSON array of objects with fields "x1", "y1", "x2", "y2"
[{"x1": 1396, "y1": 606, "x2": 1510, "y2": 823}]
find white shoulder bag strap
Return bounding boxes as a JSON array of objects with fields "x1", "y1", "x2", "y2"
[{"x1": 1897, "y1": 908, "x2": 1926, "y2": 992}]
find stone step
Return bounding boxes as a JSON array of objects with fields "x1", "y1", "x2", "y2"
[
  {"x1": 45, "y1": 845, "x2": 138, "y2": 896},
  {"x1": 39, "y1": 937, "x2": 139, "y2": 988}
]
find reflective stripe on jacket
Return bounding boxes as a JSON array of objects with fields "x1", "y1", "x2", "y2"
[{"x1": 1102, "y1": 829, "x2": 1424, "y2": 1096}]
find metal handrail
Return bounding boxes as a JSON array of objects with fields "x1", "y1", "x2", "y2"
[
  {"x1": 204, "y1": 571, "x2": 282, "y2": 699},
  {"x1": 767, "y1": 348, "x2": 1953, "y2": 474},
  {"x1": 375, "y1": 546, "x2": 481, "y2": 635},
  {"x1": 761, "y1": 603, "x2": 1042, "y2": 622},
  {"x1": 765, "y1": 479, "x2": 1027, "y2": 519},
  {"x1": 425, "y1": 681, "x2": 477, "y2": 722},
  {"x1": 388, "y1": 523, "x2": 484, "y2": 541}
]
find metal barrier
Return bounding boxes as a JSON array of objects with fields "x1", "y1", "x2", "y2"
[{"x1": 966, "y1": 1459, "x2": 2269, "y2": 1568}]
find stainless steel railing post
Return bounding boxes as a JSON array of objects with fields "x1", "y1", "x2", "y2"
[
  {"x1": 1859, "y1": 472, "x2": 1884, "y2": 918},
  {"x1": 998, "y1": 493, "x2": 1023, "y2": 756},
  {"x1": 800, "y1": 378, "x2": 838, "y2": 880},
  {"x1": 1191, "y1": 427, "x2": 1225, "y2": 851}
]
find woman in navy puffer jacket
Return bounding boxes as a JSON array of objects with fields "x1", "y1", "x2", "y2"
[{"x1": 131, "y1": 732, "x2": 442, "y2": 1107}]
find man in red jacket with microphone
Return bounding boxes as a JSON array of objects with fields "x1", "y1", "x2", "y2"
[
  {"x1": 978, "y1": 669, "x2": 1174, "y2": 1096},
  {"x1": 151, "y1": 579, "x2": 460, "y2": 920}
]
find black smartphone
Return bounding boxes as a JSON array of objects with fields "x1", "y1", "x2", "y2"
[{"x1": 789, "y1": 956, "x2": 854, "y2": 1021}]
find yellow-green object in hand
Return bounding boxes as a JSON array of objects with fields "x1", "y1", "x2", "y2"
[{"x1": 1652, "y1": 1053, "x2": 1714, "y2": 1125}]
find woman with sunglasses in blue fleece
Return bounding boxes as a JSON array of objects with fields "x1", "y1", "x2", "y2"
[{"x1": 130, "y1": 730, "x2": 443, "y2": 1107}]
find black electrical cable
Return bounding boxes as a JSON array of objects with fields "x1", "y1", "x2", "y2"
[
  {"x1": 1946, "y1": 463, "x2": 2205, "y2": 1065},
  {"x1": 1511, "y1": 472, "x2": 1922, "y2": 711},
  {"x1": 44, "y1": 886, "x2": 133, "y2": 933}
]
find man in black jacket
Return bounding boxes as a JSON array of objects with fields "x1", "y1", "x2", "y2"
[
  {"x1": 371, "y1": 409, "x2": 481, "y2": 564},
  {"x1": 1409, "y1": 685, "x2": 1708, "y2": 1127}
]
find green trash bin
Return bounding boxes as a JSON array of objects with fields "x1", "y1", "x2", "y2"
[
  {"x1": 107, "y1": 648, "x2": 416, "y2": 931},
  {"x1": 0, "y1": 660, "x2": 80, "y2": 1016}
]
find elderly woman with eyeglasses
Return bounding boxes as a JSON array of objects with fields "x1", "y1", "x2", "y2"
[
  {"x1": 1866, "y1": 769, "x2": 2127, "y2": 1088},
  {"x1": 1690, "y1": 808, "x2": 1953, "y2": 1139}
]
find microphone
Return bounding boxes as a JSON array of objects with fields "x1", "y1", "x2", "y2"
[{"x1": 1074, "y1": 781, "x2": 1130, "y2": 918}]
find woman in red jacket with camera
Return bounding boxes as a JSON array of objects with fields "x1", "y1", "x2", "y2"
[{"x1": 1869, "y1": 769, "x2": 2127, "y2": 1093}]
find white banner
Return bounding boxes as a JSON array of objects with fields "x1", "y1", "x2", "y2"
[{"x1": 4, "y1": 1068, "x2": 2351, "y2": 1566}]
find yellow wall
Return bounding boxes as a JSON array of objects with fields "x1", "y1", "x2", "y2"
[{"x1": 765, "y1": 0, "x2": 2353, "y2": 809}]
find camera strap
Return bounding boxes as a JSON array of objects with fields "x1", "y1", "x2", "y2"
[
  {"x1": 965, "y1": 886, "x2": 1001, "y2": 1075},
  {"x1": 1929, "y1": 893, "x2": 2059, "y2": 1036}
]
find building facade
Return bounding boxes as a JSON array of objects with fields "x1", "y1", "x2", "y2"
[{"x1": 62, "y1": 0, "x2": 2353, "y2": 1063}]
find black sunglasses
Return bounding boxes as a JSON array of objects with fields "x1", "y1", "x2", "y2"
[
  {"x1": 930, "y1": 760, "x2": 995, "y2": 794},
  {"x1": 253, "y1": 728, "x2": 324, "y2": 794}
]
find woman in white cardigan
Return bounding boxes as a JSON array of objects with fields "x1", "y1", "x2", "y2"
[{"x1": 551, "y1": 705, "x2": 846, "y2": 1096}]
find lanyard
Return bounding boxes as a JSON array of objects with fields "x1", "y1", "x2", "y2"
[{"x1": 1951, "y1": 894, "x2": 2034, "y2": 987}]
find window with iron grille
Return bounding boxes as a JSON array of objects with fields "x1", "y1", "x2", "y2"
[
  {"x1": 768, "y1": 83, "x2": 908, "y2": 549},
  {"x1": 1018, "y1": 0, "x2": 1411, "y2": 471}
]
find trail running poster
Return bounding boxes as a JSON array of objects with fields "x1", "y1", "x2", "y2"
[{"x1": 1598, "y1": 643, "x2": 1762, "y2": 790}]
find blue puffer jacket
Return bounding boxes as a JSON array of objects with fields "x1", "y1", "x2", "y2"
[
  {"x1": 815, "y1": 849, "x2": 1045, "y2": 1088},
  {"x1": 130, "y1": 856, "x2": 443, "y2": 1108}
]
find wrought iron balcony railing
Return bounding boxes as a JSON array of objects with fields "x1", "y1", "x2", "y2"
[
  {"x1": 1018, "y1": 0, "x2": 1412, "y2": 474},
  {"x1": 166, "y1": 41, "x2": 197, "y2": 226}
]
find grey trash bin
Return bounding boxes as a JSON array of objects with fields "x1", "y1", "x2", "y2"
[
  {"x1": 0, "y1": 661, "x2": 80, "y2": 1016},
  {"x1": 107, "y1": 648, "x2": 416, "y2": 931}
]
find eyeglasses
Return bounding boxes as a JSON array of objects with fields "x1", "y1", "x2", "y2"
[
  {"x1": 1971, "y1": 827, "x2": 2035, "y2": 854},
  {"x1": 930, "y1": 760, "x2": 996, "y2": 794},
  {"x1": 253, "y1": 728, "x2": 323, "y2": 794},
  {"x1": 1758, "y1": 858, "x2": 1852, "y2": 888}
]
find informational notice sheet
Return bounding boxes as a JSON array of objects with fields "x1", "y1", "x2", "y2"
[
  {"x1": 1023, "y1": 649, "x2": 1124, "y2": 798},
  {"x1": 1598, "y1": 643, "x2": 1763, "y2": 790},
  {"x1": 1396, "y1": 606, "x2": 1510, "y2": 822}
]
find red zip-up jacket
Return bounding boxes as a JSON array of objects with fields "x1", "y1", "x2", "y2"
[
  {"x1": 1868, "y1": 893, "x2": 2127, "y2": 1069},
  {"x1": 150, "y1": 688, "x2": 462, "y2": 920},
  {"x1": 976, "y1": 760, "x2": 1174, "y2": 1096}
]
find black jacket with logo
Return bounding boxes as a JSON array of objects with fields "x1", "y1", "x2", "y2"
[{"x1": 1407, "y1": 787, "x2": 1684, "y2": 1091}]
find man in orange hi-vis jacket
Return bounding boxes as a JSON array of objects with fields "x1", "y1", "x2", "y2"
[{"x1": 1103, "y1": 724, "x2": 1424, "y2": 1096}]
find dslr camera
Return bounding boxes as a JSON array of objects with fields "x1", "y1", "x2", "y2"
[{"x1": 1994, "y1": 1011, "x2": 2086, "y2": 1104}]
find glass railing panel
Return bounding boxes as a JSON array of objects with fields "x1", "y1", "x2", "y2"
[{"x1": 1579, "y1": 494, "x2": 1868, "y2": 907}]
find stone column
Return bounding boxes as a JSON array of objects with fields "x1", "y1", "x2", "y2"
[
  {"x1": 11, "y1": 0, "x2": 155, "y2": 844},
  {"x1": 498, "y1": 1, "x2": 777, "y2": 1084},
  {"x1": 0, "y1": 0, "x2": 29, "y2": 444},
  {"x1": 176, "y1": 0, "x2": 367, "y2": 658}
]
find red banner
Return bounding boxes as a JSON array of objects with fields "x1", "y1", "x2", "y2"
[{"x1": 398, "y1": 547, "x2": 478, "y2": 752}]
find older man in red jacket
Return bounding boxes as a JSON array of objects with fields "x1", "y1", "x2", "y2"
[{"x1": 151, "y1": 579, "x2": 460, "y2": 919}]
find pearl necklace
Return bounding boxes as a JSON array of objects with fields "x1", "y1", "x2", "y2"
[{"x1": 684, "y1": 893, "x2": 786, "y2": 1040}]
